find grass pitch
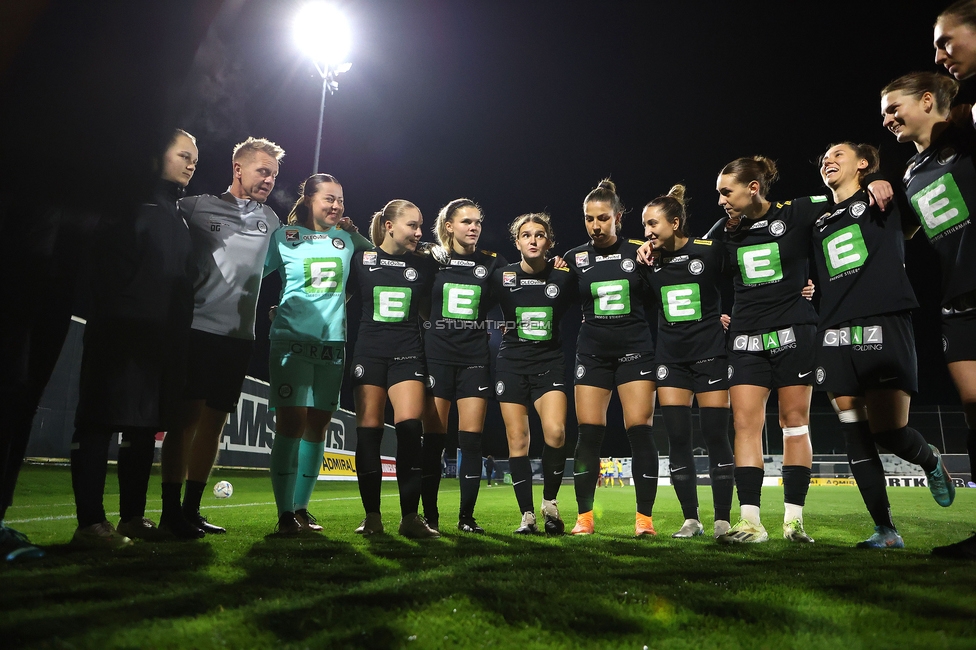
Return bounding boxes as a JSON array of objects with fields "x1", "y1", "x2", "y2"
[{"x1": 2, "y1": 464, "x2": 975, "y2": 649}]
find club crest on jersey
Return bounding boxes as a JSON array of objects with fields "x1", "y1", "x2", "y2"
[
  {"x1": 656, "y1": 365, "x2": 668, "y2": 380},
  {"x1": 256, "y1": 220, "x2": 268, "y2": 233},
  {"x1": 285, "y1": 229, "x2": 299, "y2": 242},
  {"x1": 495, "y1": 381, "x2": 505, "y2": 395},
  {"x1": 938, "y1": 147, "x2": 958, "y2": 165},
  {"x1": 474, "y1": 265, "x2": 488, "y2": 278},
  {"x1": 545, "y1": 283, "x2": 560, "y2": 298},
  {"x1": 353, "y1": 364, "x2": 365, "y2": 378},
  {"x1": 620, "y1": 259, "x2": 635, "y2": 273},
  {"x1": 503, "y1": 271, "x2": 517, "y2": 287},
  {"x1": 769, "y1": 220, "x2": 786, "y2": 236},
  {"x1": 332, "y1": 237, "x2": 345, "y2": 249},
  {"x1": 688, "y1": 259, "x2": 704, "y2": 275},
  {"x1": 575, "y1": 252, "x2": 590, "y2": 267},
  {"x1": 849, "y1": 202, "x2": 867, "y2": 218},
  {"x1": 403, "y1": 267, "x2": 418, "y2": 281},
  {"x1": 362, "y1": 251, "x2": 378, "y2": 266},
  {"x1": 815, "y1": 367, "x2": 826, "y2": 385},
  {"x1": 278, "y1": 384, "x2": 292, "y2": 398}
]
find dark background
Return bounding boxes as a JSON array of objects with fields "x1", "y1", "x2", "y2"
[{"x1": 5, "y1": 1, "x2": 967, "y2": 458}]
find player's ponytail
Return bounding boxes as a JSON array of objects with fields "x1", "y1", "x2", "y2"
[
  {"x1": 369, "y1": 199, "x2": 419, "y2": 247},
  {"x1": 720, "y1": 156, "x2": 780, "y2": 198},
  {"x1": 433, "y1": 198, "x2": 480, "y2": 259},
  {"x1": 644, "y1": 183, "x2": 690, "y2": 237}
]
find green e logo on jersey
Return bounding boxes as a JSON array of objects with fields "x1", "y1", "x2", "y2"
[
  {"x1": 442, "y1": 283, "x2": 481, "y2": 320},
  {"x1": 737, "y1": 243, "x2": 783, "y2": 284},
  {"x1": 516, "y1": 306, "x2": 553, "y2": 341},
  {"x1": 591, "y1": 281, "x2": 631, "y2": 316},
  {"x1": 304, "y1": 258, "x2": 342, "y2": 293},
  {"x1": 374, "y1": 286, "x2": 412, "y2": 322},
  {"x1": 823, "y1": 224, "x2": 868, "y2": 277},
  {"x1": 661, "y1": 283, "x2": 701, "y2": 322},
  {"x1": 912, "y1": 173, "x2": 970, "y2": 239}
]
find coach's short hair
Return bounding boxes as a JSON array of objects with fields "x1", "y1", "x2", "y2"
[{"x1": 232, "y1": 137, "x2": 285, "y2": 163}]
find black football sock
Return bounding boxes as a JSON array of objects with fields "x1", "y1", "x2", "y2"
[
  {"x1": 782, "y1": 465, "x2": 811, "y2": 508},
  {"x1": 628, "y1": 425, "x2": 658, "y2": 517},
  {"x1": 457, "y1": 430, "x2": 483, "y2": 519},
  {"x1": 355, "y1": 426, "x2": 384, "y2": 513},
  {"x1": 395, "y1": 419, "x2": 424, "y2": 516},
  {"x1": 160, "y1": 481, "x2": 184, "y2": 521},
  {"x1": 117, "y1": 428, "x2": 156, "y2": 521},
  {"x1": 541, "y1": 443, "x2": 567, "y2": 501},
  {"x1": 700, "y1": 407, "x2": 734, "y2": 522},
  {"x1": 873, "y1": 426, "x2": 936, "y2": 471},
  {"x1": 843, "y1": 419, "x2": 894, "y2": 529},
  {"x1": 572, "y1": 424, "x2": 605, "y2": 514},
  {"x1": 182, "y1": 479, "x2": 206, "y2": 519},
  {"x1": 70, "y1": 426, "x2": 113, "y2": 527},
  {"x1": 734, "y1": 466, "x2": 763, "y2": 509},
  {"x1": 509, "y1": 455, "x2": 534, "y2": 514},
  {"x1": 420, "y1": 431, "x2": 446, "y2": 522},
  {"x1": 661, "y1": 406, "x2": 698, "y2": 520}
]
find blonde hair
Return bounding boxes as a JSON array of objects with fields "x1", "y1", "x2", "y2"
[
  {"x1": 433, "y1": 198, "x2": 481, "y2": 257},
  {"x1": 644, "y1": 184, "x2": 689, "y2": 236},
  {"x1": 232, "y1": 136, "x2": 285, "y2": 163},
  {"x1": 370, "y1": 199, "x2": 419, "y2": 246}
]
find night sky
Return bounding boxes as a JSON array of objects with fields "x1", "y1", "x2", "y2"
[{"x1": 4, "y1": 1, "x2": 965, "y2": 456}]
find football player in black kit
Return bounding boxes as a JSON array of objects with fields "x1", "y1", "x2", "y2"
[
  {"x1": 883, "y1": 66, "x2": 975, "y2": 558},
  {"x1": 491, "y1": 213, "x2": 577, "y2": 534},
  {"x1": 813, "y1": 142, "x2": 954, "y2": 549},
  {"x1": 565, "y1": 180, "x2": 659, "y2": 537},
  {"x1": 420, "y1": 198, "x2": 507, "y2": 534},
  {"x1": 349, "y1": 199, "x2": 439, "y2": 539},
  {"x1": 708, "y1": 157, "x2": 828, "y2": 544},
  {"x1": 639, "y1": 185, "x2": 735, "y2": 539}
]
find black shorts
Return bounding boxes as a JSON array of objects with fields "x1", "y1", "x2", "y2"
[
  {"x1": 654, "y1": 357, "x2": 729, "y2": 393},
  {"x1": 184, "y1": 329, "x2": 253, "y2": 413},
  {"x1": 727, "y1": 324, "x2": 817, "y2": 389},
  {"x1": 495, "y1": 365, "x2": 567, "y2": 405},
  {"x1": 942, "y1": 307, "x2": 976, "y2": 363},
  {"x1": 427, "y1": 361, "x2": 492, "y2": 400},
  {"x1": 351, "y1": 355, "x2": 427, "y2": 389},
  {"x1": 815, "y1": 312, "x2": 918, "y2": 396},
  {"x1": 574, "y1": 352, "x2": 655, "y2": 389}
]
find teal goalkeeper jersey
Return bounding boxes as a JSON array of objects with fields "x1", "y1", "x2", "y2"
[{"x1": 264, "y1": 224, "x2": 372, "y2": 342}]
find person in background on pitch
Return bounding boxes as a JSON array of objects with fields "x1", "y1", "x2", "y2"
[
  {"x1": 159, "y1": 137, "x2": 284, "y2": 537},
  {"x1": 638, "y1": 184, "x2": 735, "y2": 539},
  {"x1": 490, "y1": 213, "x2": 577, "y2": 534},
  {"x1": 349, "y1": 200, "x2": 439, "y2": 539},
  {"x1": 883, "y1": 60, "x2": 976, "y2": 558},
  {"x1": 263, "y1": 174, "x2": 372, "y2": 534},
  {"x1": 70, "y1": 129, "x2": 200, "y2": 547},
  {"x1": 485, "y1": 455, "x2": 495, "y2": 487},
  {"x1": 420, "y1": 198, "x2": 507, "y2": 534},
  {"x1": 563, "y1": 179, "x2": 660, "y2": 538}
]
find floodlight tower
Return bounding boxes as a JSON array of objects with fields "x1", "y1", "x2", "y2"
[{"x1": 294, "y1": 2, "x2": 352, "y2": 174}]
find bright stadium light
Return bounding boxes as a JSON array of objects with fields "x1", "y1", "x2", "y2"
[{"x1": 294, "y1": 2, "x2": 352, "y2": 173}]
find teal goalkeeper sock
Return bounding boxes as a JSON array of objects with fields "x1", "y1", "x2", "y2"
[
  {"x1": 294, "y1": 439, "x2": 326, "y2": 511},
  {"x1": 270, "y1": 436, "x2": 301, "y2": 516}
]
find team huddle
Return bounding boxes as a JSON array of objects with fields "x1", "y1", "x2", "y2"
[{"x1": 2, "y1": 0, "x2": 976, "y2": 562}]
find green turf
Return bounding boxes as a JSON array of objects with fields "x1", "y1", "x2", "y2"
[{"x1": 2, "y1": 464, "x2": 974, "y2": 649}]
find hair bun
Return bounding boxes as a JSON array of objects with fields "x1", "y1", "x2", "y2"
[
  {"x1": 597, "y1": 178, "x2": 617, "y2": 193},
  {"x1": 667, "y1": 184, "x2": 686, "y2": 205}
]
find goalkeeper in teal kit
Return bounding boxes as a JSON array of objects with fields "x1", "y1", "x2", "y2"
[{"x1": 264, "y1": 173, "x2": 372, "y2": 534}]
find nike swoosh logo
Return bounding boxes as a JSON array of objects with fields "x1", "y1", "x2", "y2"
[
  {"x1": 850, "y1": 458, "x2": 871, "y2": 465},
  {"x1": 573, "y1": 471, "x2": 588, "y2": 476},
  {"x1": 554, "y1": 470, "x2": 563, "y2": 475},
  {"x1": 580, "y1": 266, "x2": 594, "y2": 272},
  {"x1": 478, "y1": 386, "x2": 489, "y2": 391},
  {"x1": 642, "y1": 474, "x2": 655, "y2": 479},
  {"x1": 671, "y1": 467, "x2": 686, "y2": 472},
  {"x1": 717, "y1": 463, "x2": 734, "y2": 468},
  {"x1": 465, "y1": 475, "x2": 481, "y2": 479},
  {"x1": 879, "y1": 376, "x2": 898, "y2": 383},
  {"x1": 415, "y1": 372, "x2": 425, "y2": 377},
  {"x1": 798, "y1": 371, "x2": 812, "y2": 378},
  {"x1": 640, "y1": 370, "x2": 653, "y2": 376},
  {"x1": 708, "y1": 378, "x2": 722, "y2": 384},
  {"x1": 509, "y1": 287, "x2": 523, "y2": 292},
  {"x1": 369, "y1": 266, "x2": 381, "y2": 272},
  {"x1": 302, "y1": 474, "x2": 317, "y2": 478},
  {"x1": 513, "y1": 480, "x2": 527, "y2": 486},
  {"x1": 553, "y1": 383, "x2": 564, "y2": 387}
]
